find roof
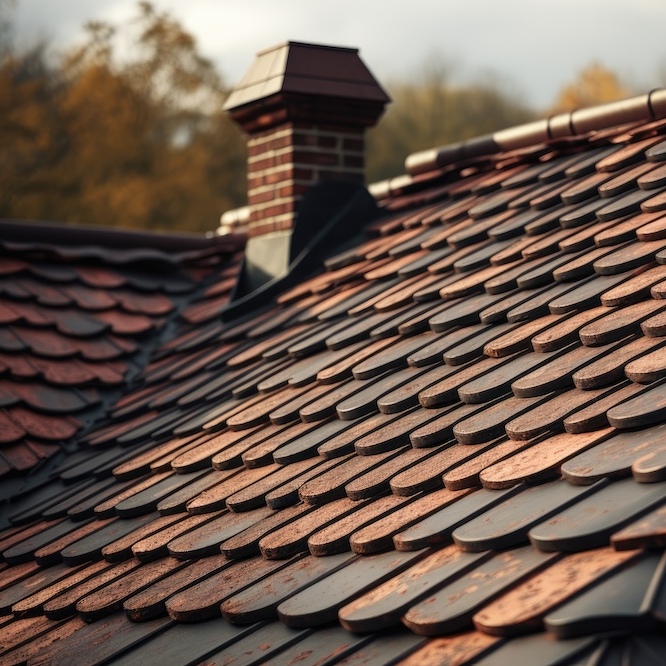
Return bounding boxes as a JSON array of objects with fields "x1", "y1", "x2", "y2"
[
  {"x1": 0, "y1": 220, "x2": 244, "y2": 485},
  {"x1": 1, "y1": 104, "x2": 666, "y2": 665}
]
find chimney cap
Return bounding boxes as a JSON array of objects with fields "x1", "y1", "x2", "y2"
[{"x1": 223, "y1": 41, "x2": 390, "y2": 113}]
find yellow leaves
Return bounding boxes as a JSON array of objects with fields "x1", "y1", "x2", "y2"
[
  {"x1": 0, "y1": 1, "x2": 244, "y2": 232},
  {"x1": 366, "y1": 58, "x2": 635, "y2": 183},
  {"x1": 0, "y1": 48, "x2": 61, "y2": 214},
  {"x1": 549, "y1": 62, "x2": 631, "y2": 114},
  {"x1": 366, "y1": 60, "x2": 535, "y2": 183},
  {"x1": 78, "y1": 177, "x2": 153, "y2": 229}
]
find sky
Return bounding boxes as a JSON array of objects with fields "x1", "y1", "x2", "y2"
[{"x1": 8, "y1": 0, "x2": 666, "y2": 110}]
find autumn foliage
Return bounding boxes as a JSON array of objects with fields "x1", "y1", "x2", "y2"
[
  {"x1": 366, "y1": 64, "x2": 536, "y2": 182},
  {"x1": 548, "y1": 62, "x2": 631, "y2": 114},
  {"x1": 0, "y1": 2, "x2": 640, "y2": 232},
  {"x1": 0, "y1": 2, "x2": 246, "y2": 232}
]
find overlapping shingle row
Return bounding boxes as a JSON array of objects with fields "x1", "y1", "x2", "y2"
[
  {"x1": 1, "y1": 118, "x2": 666, "y2": 664},
  {"x1": 0, "y1": 231, "x2": 243, "y2": 479}
]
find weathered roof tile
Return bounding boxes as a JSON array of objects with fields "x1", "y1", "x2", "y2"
[{"x1": 4, "y1": 100, "x2": 666, "y2": 665}]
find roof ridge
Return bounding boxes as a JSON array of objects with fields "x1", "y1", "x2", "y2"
[
  {"x1": 0, "y1": 218, "x2": 246, "y2": 254},
  {"x1": 405, "y1": 89, "x2": 666, "y2": 176},
  {"x1": 220, "y1": 90, "x2": 666, "y2": 234}
]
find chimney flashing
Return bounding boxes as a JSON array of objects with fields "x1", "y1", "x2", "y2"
[
  {"x1": 223, "y1": 42, "x2": 388, "y2": 308},
  {"x1": 225, "y1": 41, "x2": 389, "y2": 239}
]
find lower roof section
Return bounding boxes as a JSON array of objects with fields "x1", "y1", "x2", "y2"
[{"x1": 0, "y1": 221, "x2": 244, "y2": 481}]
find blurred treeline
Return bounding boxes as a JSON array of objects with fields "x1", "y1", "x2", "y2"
[
  {"x1": 0, "y1": 1, "x2": 633, "y2": 232},
  {"x1": 0, "y1": 1, "x2": 246, "y2": 232},
  {"x1": 367, "y1": 61, "x2": 631, "y2": 182},
  {"x1": 366, "y1": 64, "x2": 535, "y2": 182}
]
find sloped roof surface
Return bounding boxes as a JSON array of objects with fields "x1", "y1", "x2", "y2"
[
  {"x1": 0, "y1": 226, "x2": 243, "y2": 481},
  {"x1": 1, "y1": 116, "x2": 666, "y2": 665}
]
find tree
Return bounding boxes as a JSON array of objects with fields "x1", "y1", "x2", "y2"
[
  {"x1": 549, "y1": 62, "x2": 631, "y2": 114},
  {"x1": 0, "y1": 43, "x2": 63, "y2": 217},
  {"x1": 1, "y1": 9, "x2": 540, "y2": 227},
  {"x1": 366, "y1": 59, "x2": 535, "y2": 183},
  {"x1": 0, "y1": 2, "x2": 246, "y2": 232}
]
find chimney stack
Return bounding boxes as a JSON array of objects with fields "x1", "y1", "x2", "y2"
[{"x1": 224, "y1": 42, "x2": 390, "y2": 238}]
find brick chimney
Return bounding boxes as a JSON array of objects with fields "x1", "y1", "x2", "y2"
[{"x1": 224, "y1": 42, "x2": 390, "y2": 238}]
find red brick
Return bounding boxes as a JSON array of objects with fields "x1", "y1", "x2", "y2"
[
  {"x1": 255, "y1": 167, "x2": 314, "y2": 186},
  {"x1": 258, "y1": 135, "x2": 292, "y2": 151},
  {"x1": 343, "y1": 154, "x2": 365, "y2": 169},
  {"x1": 248, "y1": 221, "x2": 278, "y2": 237},
  {"x1": 292, "y1": 151, "x2": 340, "y2": 167},
  {"x1": 253, "y1": 200, "x2": 297, "y2": 219},
  {"x1": 254, "y1": 108, "x2": 289, "y2": 129},
  {"x1": 275, "y1": 155, "x2": 292, "y2": 167},
  {"x1": 244, "y1": 120, "x2": 370, "y2": 236},
  {"x1": 293, "y1": 167, "x2": 316, "y2": 181},
  {"x1": 317, "y1": 136, "x2": 339, "y2": 149},
  {"x1": 247, "y1": 144, "x2": 264, "y2": 158},
  {"x1": 263, "y1": 170, "x2": 288, "y2": 185},
  {"x1": 249, "y1": 155, "x2": 279, "y2": 172},
  {"x1": 292, "y1": 133, "x2": 319, "y2": 147},
  {"x1": 315, "y1": 123, "x2": 364, "y2": 134},
  {"x1": 290, "y1": 122, "x2": 318, "y2": 132},
  {"x1": 278, "y1": 183, "x2": 309, "y2": 198},
  {"x1": 342, "y1": 138, "x2": 364, "y2": 151},
  {"x1": 247, "y1": 175, "x2": 265, "y2": 190},
  {"x1": 248, "y1": 215, "x2": 298, "y2": 236},
  {"x1": 274, "y1": 218, "x2": 294, "y2": 232},
  {"x1": 248, "y1": 189, "x2": 276, "y2": 205}
]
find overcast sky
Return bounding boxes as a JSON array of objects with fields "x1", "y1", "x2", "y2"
[{"x1": 9, "y1": 0, "x2": 666, "y2": 109}]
